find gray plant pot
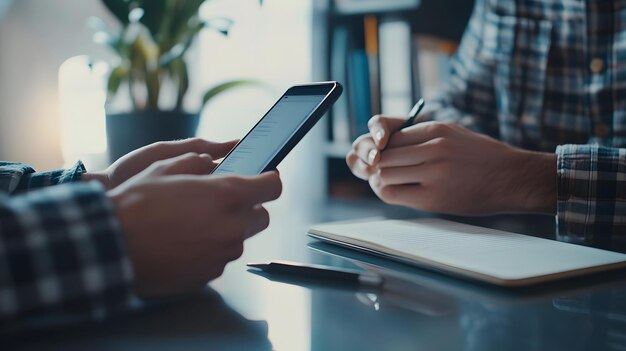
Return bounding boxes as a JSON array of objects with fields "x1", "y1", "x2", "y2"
[{"x1": 106, "y1": 110, "x2": 200, "y2": 162}]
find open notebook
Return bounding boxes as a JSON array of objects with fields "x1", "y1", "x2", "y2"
[{"x1": 308, "y1": 218, "x2": 626, "y2": 287}]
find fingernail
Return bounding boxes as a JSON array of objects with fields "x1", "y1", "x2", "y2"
[
  {"x1": 374, "y1": 129, "x2": 384, "y2": 142},
  {"x1": 367, "y1": 149, "x2": 378, "y2": 165},
  {"x1": 370, "y1": 173, "x2": 382, "y2": 187}
]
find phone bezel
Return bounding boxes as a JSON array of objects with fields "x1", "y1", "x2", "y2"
[{"x1": 211, "y1": 81, "x2": 343, "y2": 175}]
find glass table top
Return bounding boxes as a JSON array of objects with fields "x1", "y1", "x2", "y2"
[{"x1": 2, "y1": 199, "x2": 625, "y2": 351}]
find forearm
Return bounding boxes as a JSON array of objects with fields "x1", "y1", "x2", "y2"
[
  {"x1": 0, "y1": 182, "x2": 133, "y2": 319},
  {"x1": 510, "y1": 149, "x2": 557, "y2": 214}
]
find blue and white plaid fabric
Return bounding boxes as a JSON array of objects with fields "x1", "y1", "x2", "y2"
[
  {"x1": 429, "y1": 0, "x2": 626, "y2": 239},
  {"x1": 0, "y1": 162, "x2": 133, "y2": 319}
]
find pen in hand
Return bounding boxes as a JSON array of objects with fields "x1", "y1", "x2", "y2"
[
  {"x1": 402, "y1": 98, "x2": 426, "y2": 130},
  {"x1": 379, "y1": 98, "x2": 426, "y2": 153}
]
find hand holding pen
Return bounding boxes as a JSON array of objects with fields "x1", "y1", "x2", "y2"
[
  {"x1": 345, "y1": 99, "x2": 427, "y2": 177},
  {"x1": 402, "y1": 98, "x2": 426, "y2": 130},
  {"x1": 382, "y1": 98, "x2": 425, "y2": 151}
]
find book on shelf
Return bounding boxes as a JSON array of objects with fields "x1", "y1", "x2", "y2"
[
  {"x1": 364, "y1": 15, "x2": 380, "y2": 117},
  {"x1": 327, "y1": 11, "x2": 458, "y2": 148},
  {"x1": 330, "y1": 26, "x2": 351, "y2": 144},
  {"x1": 329, "y1": 21, "x2": 373, "y2": 145},
  {"x1": 414, "y1": 35, "x2": 456, "y2": 100},
  {"x1": 379, "y1": 17, "x2": 413, "y2": 116},
  {"x1": 347, "y1": 49, "x2": 372, "y2": 138}
]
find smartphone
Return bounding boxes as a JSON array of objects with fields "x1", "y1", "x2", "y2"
[{"x1": 211, "y1": 82, "x2": 343, "y2": 176}]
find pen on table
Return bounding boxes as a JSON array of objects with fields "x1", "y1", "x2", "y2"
[{"x1": 247, "y1": 261, "x2": 384, "y2": 288}]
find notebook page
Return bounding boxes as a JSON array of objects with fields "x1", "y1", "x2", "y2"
[{"x1": 309, "y1": 218, "x2": 626, "y2": 281}]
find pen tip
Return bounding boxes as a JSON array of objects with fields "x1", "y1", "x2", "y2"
[{"x1": 247, "y1": 263, "x2": 267, "y2": 268}]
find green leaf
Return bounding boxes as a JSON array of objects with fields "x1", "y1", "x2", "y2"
[
  {"x1": 177, "y1": 0, "x2": 205, "y2": 26},
  {"x1": 169, "y1": 58, "x2": 189, "y2": 110},
  {"x1": 159, "y1": 16, "x2": 235, "y2": 67},
  {"x1": 101, "y1": 0, "x2": 132, "y2": 25},
  {"x1": 168, "y1": 0, "x2": 204, "y2": 42},
  {"x1": 159, "y1": 21, "x2": 201, "y2": 66},
  {"x1": 99, "y1": 0, "x2": 266, "y2": 112},
  {"x1": 107, "y1": 64, "x2": 129, "y2": 101},
  {"x1": 132, "y1": 25, "x2": 160, "y2": 65},
  {"x1": 159, "y1": 43, "x2": 184, "y2": 66},
  {"x1": 201, "y1": 80, "x2": 263, "y2": 110},
  {"x1": 144, "y1": 66, "x2": 160, "y2": 110}
]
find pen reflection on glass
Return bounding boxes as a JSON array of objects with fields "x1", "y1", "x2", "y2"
[
  {"x1": 354, "y1": 265, "x2": 455, "y2": 317},
  {"x1": 247, "y1": 259, "x2": 455, "y2": 317}
]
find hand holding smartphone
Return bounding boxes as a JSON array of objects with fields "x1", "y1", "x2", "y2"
[{"x1": 211, "y1": 82, "x2": 343, "y2": 176}]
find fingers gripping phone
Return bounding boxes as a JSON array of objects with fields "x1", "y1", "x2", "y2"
[{"x1": 211, "y1": 82, "x2": 343, "y2": 176}]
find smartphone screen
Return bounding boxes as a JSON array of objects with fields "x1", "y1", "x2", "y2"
[{"x1": 212, "y1": 83, "x2": 341, "y2": 176}]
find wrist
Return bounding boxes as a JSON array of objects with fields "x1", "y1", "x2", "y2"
[
  {"x1": 82, "y1": 171, "x2": 111, "y2": 190},
  {"x1": 510, "y1": 149, "x2": 557, "y2": 214}
]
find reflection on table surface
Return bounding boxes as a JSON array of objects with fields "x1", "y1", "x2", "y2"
[
  {"x1": 307, "y1": 241, "x2": 626, "y2": 351},
  {"x1": 2, "y1": 199, "x2": 626, "y2": 351},
  {"x1": 2, "y1": 289, "x2": 272, "y2": 351}
]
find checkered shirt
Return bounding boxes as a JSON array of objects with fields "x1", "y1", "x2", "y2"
[
  {"x1": 429, "y1": 0, "x2": 626, "y2": 239},
  {"x1": 0, "y1": 162, "x2": 133, "y2": 319}
]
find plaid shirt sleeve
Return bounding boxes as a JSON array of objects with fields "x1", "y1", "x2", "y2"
[
  {"x1": 0, "y1": 161, "x2": 88, "y2": 195},
  {"x1": 556, "y1": 145, "x2": 626, "y2": 240},
  {"x1": 0, "y1": 162, "x2": 133, "y2": 319}
]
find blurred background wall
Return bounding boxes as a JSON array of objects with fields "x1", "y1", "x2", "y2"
[
  {"x1": 0, "y1": 0, "x2": 114, "y2": 169},
  {"x1": 0, "y1": 0, "x2": 315, "y2": 172}
]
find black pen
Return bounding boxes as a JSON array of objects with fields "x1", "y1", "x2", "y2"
[
  {"x1": 378, "y1": 99, "x2": 425, "y2": 154},
  {"x1": 402, "y1": 98, "x2": 426, "y2": 130},
  {"x1": 247, "y1": 261, "x2": 384, "y2": 288}
]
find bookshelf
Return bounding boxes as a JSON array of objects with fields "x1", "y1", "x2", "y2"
[{"x1": 312, "y1": 0, "x2": 474, "y2": 198}]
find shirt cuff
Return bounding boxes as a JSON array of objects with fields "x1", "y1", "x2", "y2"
[
  {"x1": 556, "y1": 144, "x2": 626, "y2": 241},
  {"x1": 0, "y1": 162, "x2": 35, "y2": 194},
  {"x1": 13, "y1": 161, "x2": 87, "y2": 194},
  {"x1": 35, "y1": 160, "x2": 86, "y2": 185}
]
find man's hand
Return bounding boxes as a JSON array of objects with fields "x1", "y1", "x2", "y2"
[
  {"x1": 347, "y1": 115, "x2": 557, "y2": 215},
  {"x1": 107, "y1": 153, "x2": 282, "y2": 297},
  {"x1": 83, "y1": 138, "x2": 237, "y2": 189}
]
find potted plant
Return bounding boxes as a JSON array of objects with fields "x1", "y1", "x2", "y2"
[{"x1": 91, "y1": 0, "x2": 261, "y2": 161}]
